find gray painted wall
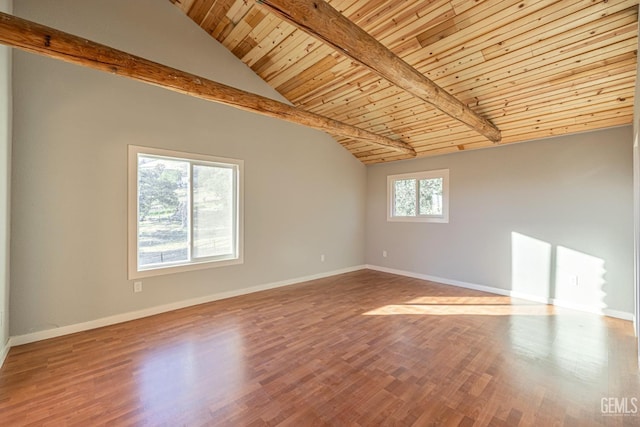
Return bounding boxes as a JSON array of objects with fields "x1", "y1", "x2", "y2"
[
  {"x1": 10, "y1": 0, "x2": 366, "y2": 336},
  {"x1": 7, "y1": 0, "x2": 635, "y2": 339},
  {"x1": 367, "y1": 127, "x2": 634, "y2": 315},
  {"x1": 0, "y1": 0, "x2": 11, "y2": 349}
]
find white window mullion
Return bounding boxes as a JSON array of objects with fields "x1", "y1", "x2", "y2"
[
  {"x1": 232, "y1": 166, "x2": 239, "y2": 257},
  {"x1": 392, "y1": 183, "x2": 398, "y2": 217},
  {"x1": 415, "y1": 178, "x2": 420, "y2": 217},
  {"x1": 187, "y1": 162, "x2": 194, "y2": 263}
]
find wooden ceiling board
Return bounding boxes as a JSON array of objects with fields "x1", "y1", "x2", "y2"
[{"x1": 170, "y1": 0, "x2": 639, "y2": 164}]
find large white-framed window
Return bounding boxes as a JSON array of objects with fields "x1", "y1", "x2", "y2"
[
  {"x1": 128, "y1": 145, "x2": 243, "y2": 279},
  {"x1": 387, "y1": 169, "x2": 449, "y2": 223}
]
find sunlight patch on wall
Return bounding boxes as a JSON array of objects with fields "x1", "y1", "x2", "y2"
[
  {"x1": 511, "y1": 232, "x2": 552, "y2": 298},
  {"x1": 364, "y1": 233, "x2": 609, "y2": 317},
  {"x1": 511, "y1": 231, "x2": 607, "y2": 311},
  {"x1": 555, "y1": 245, "x2": 606, "y2": 310}
]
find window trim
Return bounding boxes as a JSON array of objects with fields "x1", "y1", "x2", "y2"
[
  {"x1": 387, "y1": 169, "x2": 449, "y2": 223},
  {"x1": 128, "y1": 145, "x2": 244, "y2": 279}
]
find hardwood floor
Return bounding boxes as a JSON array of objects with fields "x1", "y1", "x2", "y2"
[{"x1": 0, "y1": 270, "x2": 638, "y2": 426}]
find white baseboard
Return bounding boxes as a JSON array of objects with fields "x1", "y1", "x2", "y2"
[
  {"x1": 8, "y1": 265, "x2": 367, "y2": 349},
  {"x1": 0, "y1": 338, "x2": 10, "y2": 368},
  {"x1": 366, "y1": 264, "x2": 635, "y2": 321}
]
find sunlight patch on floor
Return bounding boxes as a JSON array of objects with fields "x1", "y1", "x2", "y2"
[{"x1": 363, "y1": 303, "x2": 554, "y2": 316}]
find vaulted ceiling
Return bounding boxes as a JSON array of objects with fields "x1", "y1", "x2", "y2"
[{"x1": 170, "y1": 0, "x2": 639, "y2": 164}]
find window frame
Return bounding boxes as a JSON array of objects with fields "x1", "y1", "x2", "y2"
[
  {"x1": 387, "y1": 169, "x2": 449, "y2": 223},
  {"x1": 128, "y1": 145, "x2": 244, "y2": 279}
]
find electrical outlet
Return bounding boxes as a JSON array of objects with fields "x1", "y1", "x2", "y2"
[
  {"x1": 134, "y1": 281, "x2": 143, "y2": 293},
  {"x1": 382, "y1": 250, "x2": 387, "y2": 258},
  {"x1": 569, "y1": 275, "x2": 579, "y2": 287},
  {"x1": 320, "y1": 254, "x2": 325, "y2": 262}
]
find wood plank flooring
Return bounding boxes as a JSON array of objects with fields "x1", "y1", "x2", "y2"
[{"x1": 0, "y1": 269, "x2": 638, "y2": 426}]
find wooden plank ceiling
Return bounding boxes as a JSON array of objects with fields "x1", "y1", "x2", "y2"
[{"x1": 170, "y1": 0, "x2": 639, "y2": 164}]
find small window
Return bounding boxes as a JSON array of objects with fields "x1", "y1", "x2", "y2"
[
  {"x1": 387, "y1": 169, "x2": 449, "y2": 223},
  {"x1": 128, "y1": 146, "x2": 243, "y2": 279}
]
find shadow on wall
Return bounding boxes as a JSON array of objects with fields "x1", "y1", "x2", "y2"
[{"x1": 511, "y1": 232, "x2": 606, "y2": 311}]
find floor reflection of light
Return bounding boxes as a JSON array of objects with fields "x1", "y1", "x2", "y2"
[
  {"x1": 508, "y1": 312, "x2": 608, "y2": 380},
  {"x1": 363, "y1": 296, "x2": 610, "y2": 383},
  {"x1": 138, "y1": 341, "x2": 197, "y2": 410},
  {"x1": 406, "y1": 296, "x2": 512, "y2": 305},
  {"x1": 363, "y1": 301, "x2": 554, "y2": 316},
  {"x1": 137, "y1": 327, "x2": 245, "y2": 423}
]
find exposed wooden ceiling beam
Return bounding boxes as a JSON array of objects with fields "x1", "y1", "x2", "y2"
[
  {"x1": 0, "y1": 12, "x2": 416, "y2": 156},
  {"x1": 257, "y1": 0, "x2": 502, "y2": 143}
]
